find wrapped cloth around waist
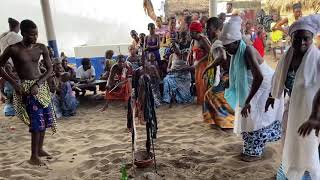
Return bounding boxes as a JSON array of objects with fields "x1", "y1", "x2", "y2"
[{"x1": 13, "y1": 80, "x2": 57, "y2": 133}]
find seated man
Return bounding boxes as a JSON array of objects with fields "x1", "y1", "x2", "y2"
[
  {"x1": 76, "y1": 58, "x2": 96, "y2": 96},
  {"x1": 101, "y1": 55, "x2": 131, "y2": 110},
  {"x1": 61, "y1": 57, "x2": 76, "y2": 81}
]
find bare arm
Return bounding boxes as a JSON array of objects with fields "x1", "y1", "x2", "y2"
[
  {"x1": 205, "y1": 47, "x2": 226, "y2": 70},
  {"x1": 0, "y1": 46, "x2": 19, "y2": 88},
  {"x1": 37, "y1": 44, "x2": 53, "y2": 86},
  {"x1": 244, "y1": 46, "x2": 263, "y2": 105},
  {"x1": 106, "y1": 66, "x2": 116, "y2": 90},
  {"x1": 167, "y1": 54, "x2": 173, "y2": 71}
]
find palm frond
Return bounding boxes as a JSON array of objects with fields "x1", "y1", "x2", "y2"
[{"x1": 143, "y1": 0, "x2": 157, "y2": 21}]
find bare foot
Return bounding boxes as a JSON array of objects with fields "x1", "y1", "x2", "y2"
[
  {"x1": 39, "y1": 150, "x2": 52, "y2": 159},
  {"x1": 29, "y1": 156, "x2": 46, "y2": 166},
  {"x1": 240, "y1": 153, "x2": 261, "y2": 162}
]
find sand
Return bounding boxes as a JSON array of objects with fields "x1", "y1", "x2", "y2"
[{"x1": 0, "y1": 57, "x2": 281, "y2": 180}]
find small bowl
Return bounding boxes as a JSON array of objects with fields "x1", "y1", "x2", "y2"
[{"x1": 134, "y1": 150, "x2": 154, "y2": 168}]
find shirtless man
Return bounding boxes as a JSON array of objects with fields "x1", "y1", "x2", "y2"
[{"x1": 0, "y1": 20, "x2": 54, "y2": 165}]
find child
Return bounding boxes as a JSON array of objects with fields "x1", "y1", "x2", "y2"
[
  {"x1": 2, "y1": 63, "x2": 18, "y2": 116},
  {"x1": 60, "y1": 72, "x2": 78, "y2": 116},
  {"x1": 147, "y1": 52, "x2": 159, "y2": 68},
  {"x1": 253, "y1": 24, "x2": 266, "y2": 57},
  {"x1": 2, "y1": 81, "x2": 15, "y2": 116},
  {"x1": 50, "y1": 60, "x2": 65, "y2": 119}
]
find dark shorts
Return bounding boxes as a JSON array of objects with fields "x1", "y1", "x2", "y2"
[{"x1": 25, "y1": 96, "x2": 53, "y2": 133}]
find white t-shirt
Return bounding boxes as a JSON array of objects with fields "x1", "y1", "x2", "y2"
[
  {"x1": 0, "y1": 31, "x2": 22, "y2": 53},
  {"x1": 0, "y1": 31, "x2": 22, "y2": 65},
  {"x1": 76, "y1": 65, "x2": 96, "y2": 80}
]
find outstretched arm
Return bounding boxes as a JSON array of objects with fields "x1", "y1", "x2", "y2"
[
  {"x1": 203, "y1": 47, "x2": 226, "y2": 76},
  {"x1": 241, "y1": 46, "x2": 263, "y2": 118}
]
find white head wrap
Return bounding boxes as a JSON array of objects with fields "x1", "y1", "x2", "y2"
[
  {"x1": 289, "y1": 14, "x2": 320, "y2": 36},
  {"x1": 219, "y1": 15, "x2": 242, "y2": 45}
]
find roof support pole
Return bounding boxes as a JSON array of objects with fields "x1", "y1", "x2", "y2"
[
  {"x1": 40, "y1": 0, "x2": 59, "y2": 58},
  {"x1": 209, "y1": 0, "x2": 218, "y2": 17}
]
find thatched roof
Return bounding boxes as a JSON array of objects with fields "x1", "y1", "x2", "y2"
[
  {"x1": 265, "y1": 0, "x2": 320, "y2": 13},
  {"x1": 164, "y1": 0, "x2": 261, "y2": 17},
  {"x1": 164, "y1": 0, "x2": 209, "y2": 17}
]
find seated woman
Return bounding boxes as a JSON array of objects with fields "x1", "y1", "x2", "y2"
[
  {"x1": 101, "y1": 55, "x2": 131, "y2": 110},
  {"x1": 60, "y1": 72, "x2": 79, "y2": 116},
  {"x1": 163, "y1": 43, "x2": 193, "y2": 104},
  {"x1": 75, "y1": 58, "x2": 96, "y2": 96}
]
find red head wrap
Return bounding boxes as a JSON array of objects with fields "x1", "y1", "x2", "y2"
[{"x1": 189, "y1": 21, "x2": 203, "y2": 33}]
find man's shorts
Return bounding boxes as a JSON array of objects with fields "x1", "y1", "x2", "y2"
[{"x1": 24, "y1": 95, "x2": 53, "y2": 133}]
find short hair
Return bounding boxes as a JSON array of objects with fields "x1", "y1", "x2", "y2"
[
  {"x1": 156, "y1": 16, "x2": 162, "y2": 22},
  {"x1": 292, "y1": 2, "x2": 302, "y2": 10},
  {"x1": 180, "y1": 31, "x2": 188, "y2": 37},
  {"x1": 20, "y1": 19, "x2": 37, "y2": 33},
  {"x1": 105, "y1": 50, "x2": 114, "y2": 58},
  {"x1": 218, "y1": 12, "x2": 226, "y2": 18},
  {"x1": 117, "y1": 54, "x2": 126, "y2": 61},
  {"x1": 139, "y1": 33, "x2": 146, "y2": 37},
  {"x1": 148, "y1": 23, "x2": 155, "y2": 30},
  {"x1": 185, "y1": 15, "x2": 192, "y2": 22},
  {"x1": 130, "y1": 30, "x2": 137, "y2": 35},
  {"x1": 227, "y1": 2, "x2": 232, "y2": 6},
  {"x1": 206, "y1": 17, "x2": 223, "y2": 31},
  {"x1": 81, "y1": 58, "x2": 91, "y2": 66},
  {"x1": 8, "y1": 18, "x2": 19, "y2": 30}
]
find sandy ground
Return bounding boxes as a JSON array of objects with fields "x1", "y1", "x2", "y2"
[{"x1": 0, "y1": 55, "x2": 281, "y2": 180}]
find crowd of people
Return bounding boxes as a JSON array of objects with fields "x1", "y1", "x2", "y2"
[{"x1": 0, "y1": 2, "x2": 320, "y2": 180}]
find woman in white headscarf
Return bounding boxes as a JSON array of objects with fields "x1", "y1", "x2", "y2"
[
  {"x1": 267, "y1": 14, "x2": 320, "y2": 180},
  {"x1": 219, "y1": 15, "x2": 284, "y2": 162}
]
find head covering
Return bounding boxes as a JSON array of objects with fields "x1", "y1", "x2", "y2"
[
  {"x1": 189, "y1": 22, "x2": 203, "y2": 33},
  {"x1": 289, "y1": 14, "x2": 320, "y2": 36},
  {"x1": 8, "y1": 18, "x2": 19, "y2": 30},
  {"x1": 219, "y1": 16, "x2": 242, "y2": 45}
]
